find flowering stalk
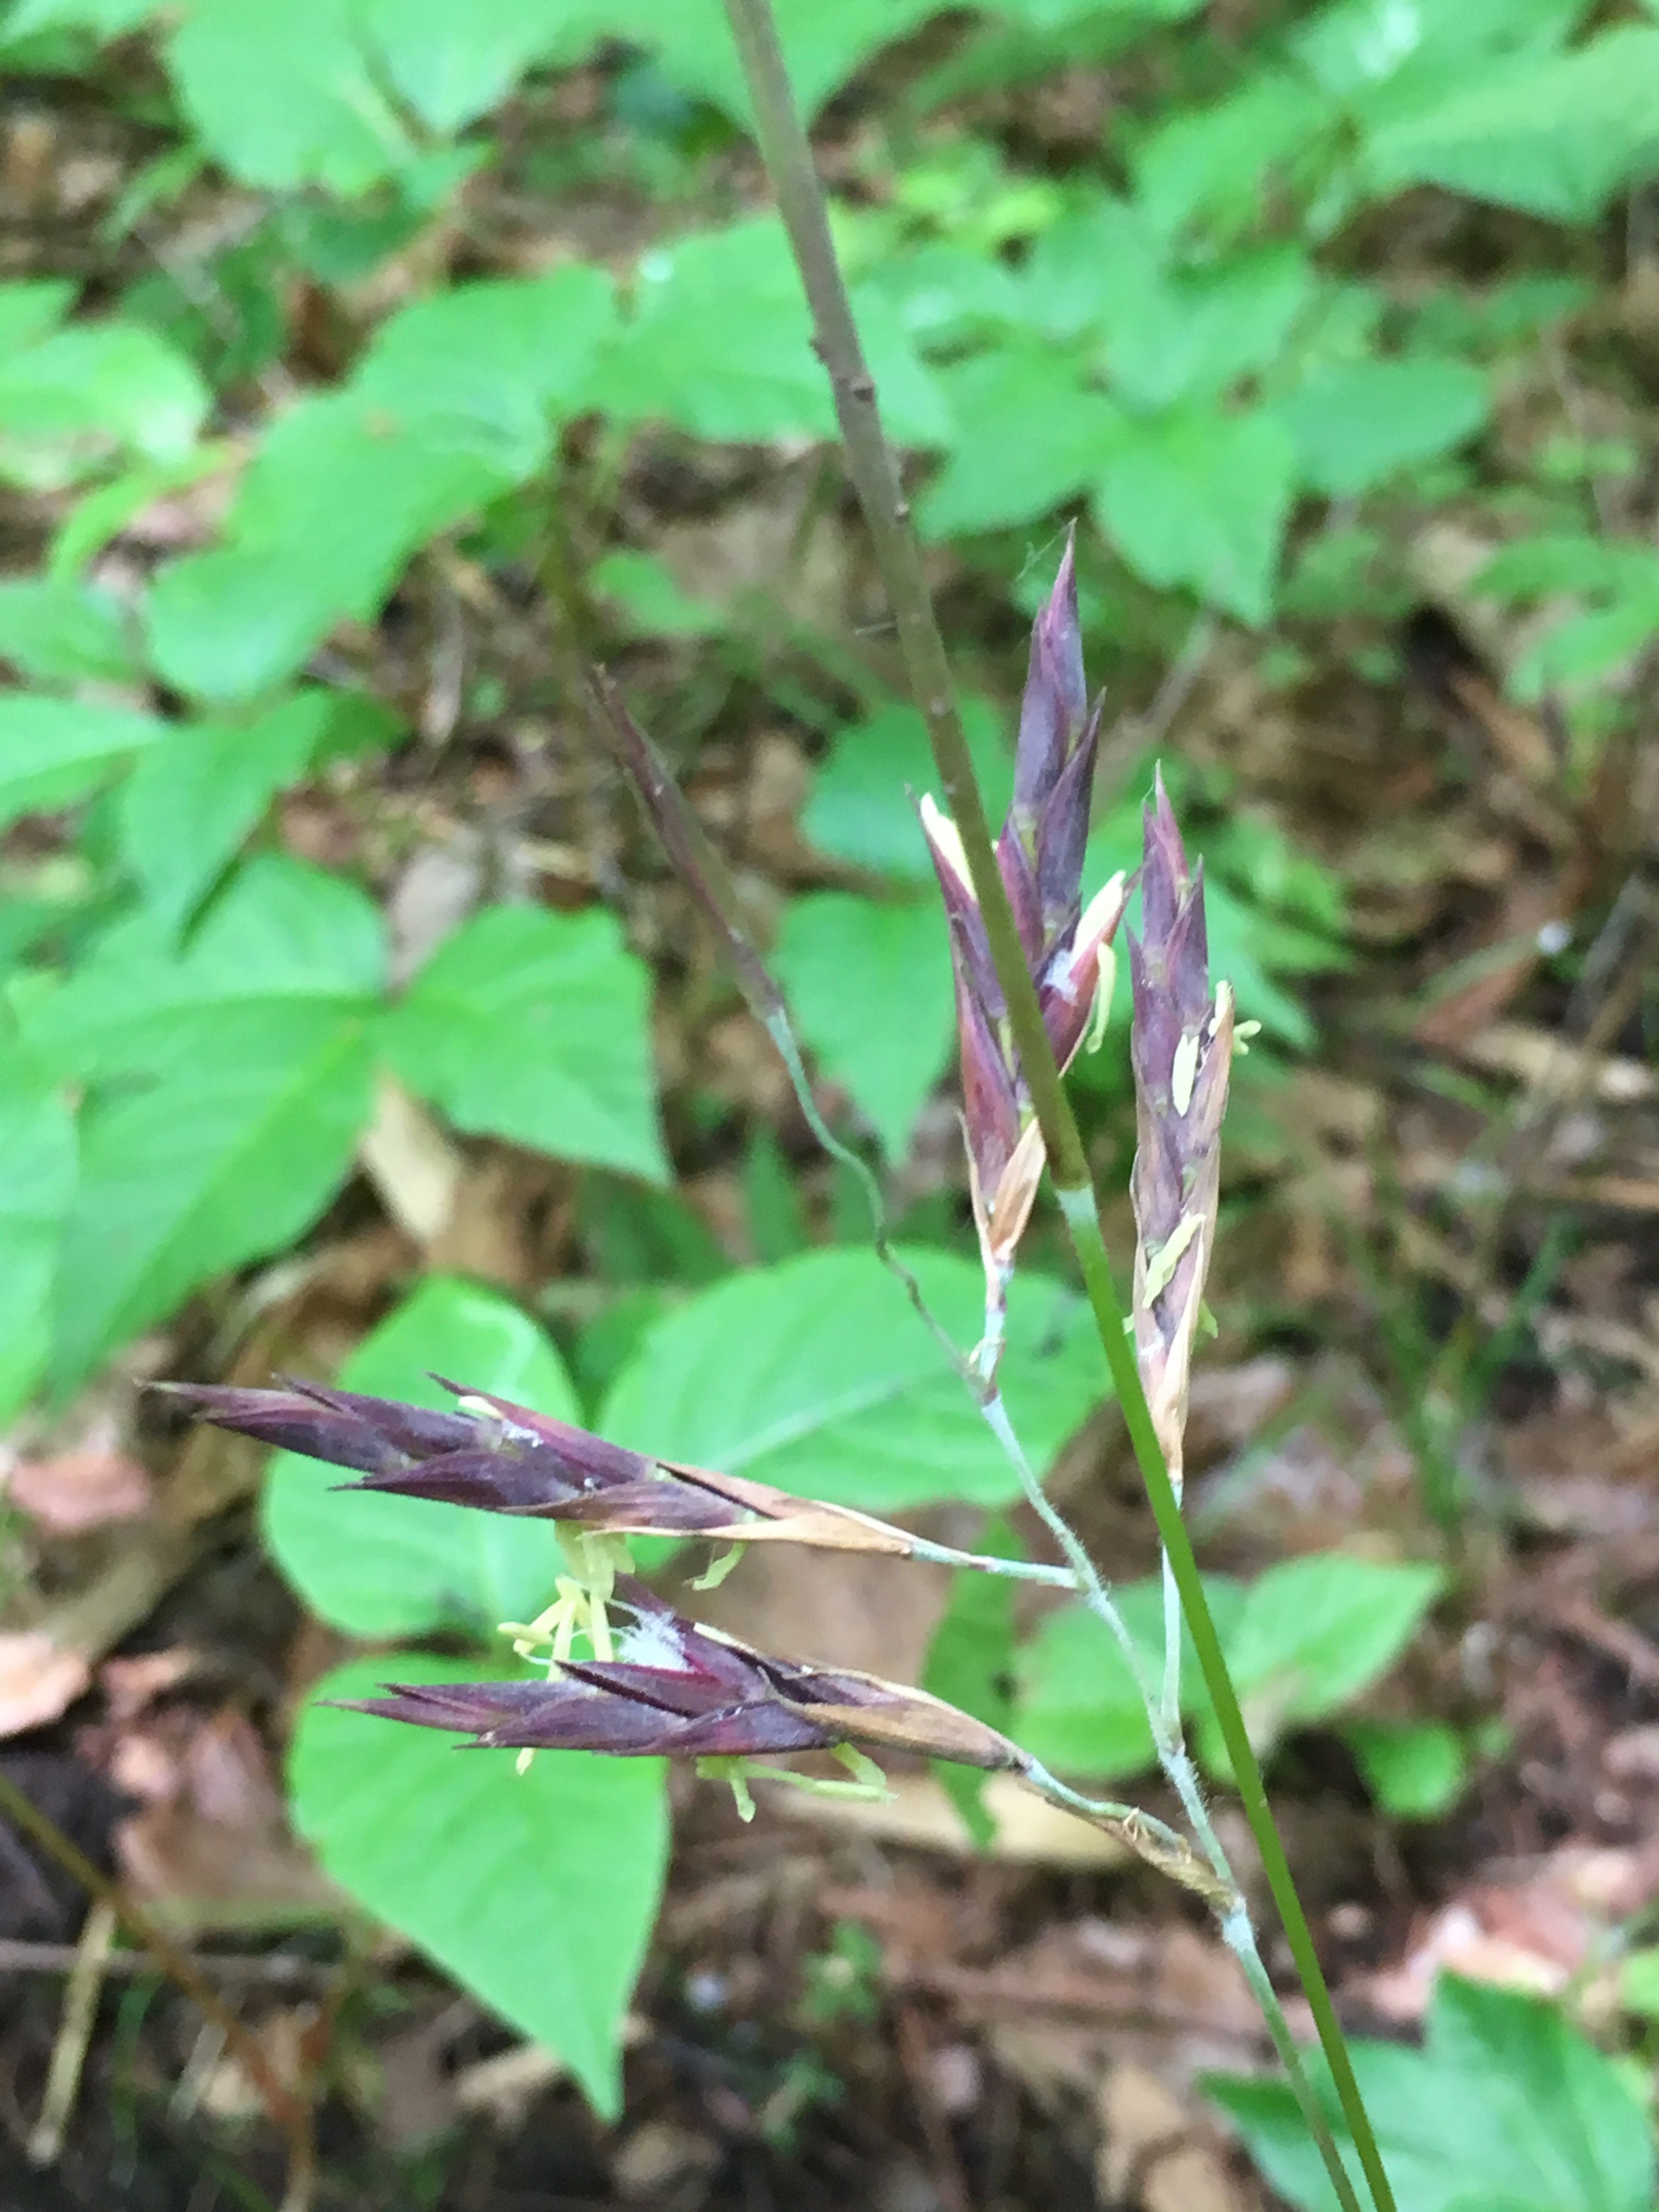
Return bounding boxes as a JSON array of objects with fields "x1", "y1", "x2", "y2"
[
  {"x1": 716, "y1": 7, "x2": 1397, "y2": 2210},
  {"x1": 919, "y1": 538, "x2": 1127, "y2": 1376}
]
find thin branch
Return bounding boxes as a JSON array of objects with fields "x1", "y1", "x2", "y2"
[{"x1": 0, "y1": 1768, "x2": 314, "y2": 2209}]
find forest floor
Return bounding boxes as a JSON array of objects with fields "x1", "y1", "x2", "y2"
[{"x1": 4, "y1": 37, "x2": 1659, "y2": 2212}]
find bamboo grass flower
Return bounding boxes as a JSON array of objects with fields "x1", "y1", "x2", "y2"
[
  {"x1": 162, "y1": 1377, "x2": 924, "y2": 1556},
  {"x1": 919, "y1": 541, "x2": 1128, "y2": 1299},
  {"x1": 1126, "y1": 770, "x2": 1236, "y2": 1503},
  {"x1": 341, "y1": 1580, "x2": 1023, "y2": 1772}
]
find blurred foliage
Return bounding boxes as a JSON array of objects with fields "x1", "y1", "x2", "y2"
[{"x1": 1, "y1": 0, "x2": 1654, "y2": 2118}]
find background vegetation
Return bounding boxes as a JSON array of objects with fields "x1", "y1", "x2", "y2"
[{"x1": 2, "y1": 2, "x2": 1659, "y2": 2208}]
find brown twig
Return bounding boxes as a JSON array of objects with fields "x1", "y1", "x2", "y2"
[{"x1": 0, "y1": 1768, "x2": 314, "y2": 2210}]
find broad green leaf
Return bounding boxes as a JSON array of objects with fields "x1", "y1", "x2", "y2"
[
  {"x1": 600, "y1": 1245, "x2": 1109, "y2": 1514},
  {"x1": 0, "y1": 318, "x2": 208, "y2": 490},
  {"x1": 352, "y1": 266, "x2": 618, "y2": 466},
  {"x1": 0, "y1": 577, "x2": 135, "y2": 684},
  {"x1": 291, "y1": 1654, "x2": 667, "y2": 2114},
  {"x1": 802, "y1": 697, "x2": 1012, "y2": 885},
  {"x1": 1104, "y1": 247, "x2": 1313, "y2": 413},
  {"x1": 49, "y1": 1005, "x2": 372, "y2": 1392},
  {"x1": 1512, "y1": 593, "x2": 1659, "y2": 700},
  {"x1": 612, "y1": 0, "x2": 944, "y2": 123},
  {"x1": 1618, "y1": 1947, "x2": 1659, "y2": 2022},
  {"x1": 1014, "y1": 1576, "x2": 1245, "y2": 1780},
  {"x1": 918, "y1": 346, "x2": 1123, "y2": 538},
  {"x1": 118, "y1": 693, "x2": 332, "y2": 932},
  {"x1": 1207, "y1": 1974, "x2": 1654, "y2": 2212},
  {"x1": 0, "y1": 282, "x2": 72, "y2": 353},
  {"x1": 1473, "y1": 533, "x2": 1647, "y2": 603},
  {"x1": 168, "y1": 0, "x2": 415, "y2": 193},
  {"x1": 604, "y1": 219, "x2": 946, "y2": 450},
  {"x1": 360, "y1": 0, "x2": 602, "y2": 133},
  {"x1": 1132, "y1": 70, "x2": 1332, "y2": 240},
  {"x1": 1297, "y1": 0, "x2": 1587, "y2": 127},
  {"x1": 5, "y1": 0, "x2": 157, "y2": 30},
  {"x1": 1216, "y1": 1553, "x2": 1442, "y2": 1758},
  {"x1": 1094, "y1": 407, "x2": 1295, "y2": 624},
  {"x1": 1364, "y1": 26, "x2": 1659, "y2": 223},
  {"x1": 24, "y1": 854, "x2": 384, "y2": 1081},
  {"x1": 263, "y1": 1276, "x2": 579, "y2": 1639},
  {"x1": 774, "y1": 893, "x2": 953, "y2": 1160},
  {"x1": 591, "y1": 550, "x2": 725, "y2": 639},
  {"x1": 0, "y1": 1062, "x2": 76, "y2": 1420},
  {"x1": 0, "y1": 695, "x2": 165, "y2": 832},
  {"x1": 1276, "y1": 357, "x2": 1488, "y2": 495},
  {"x1": 147, "y1": 394, "x2": 515, "y2": 700},
  {"x1": 1342, "y1": 1718, "x2": 1466, "y2": 1819},
  {"x1": 382, "y1": 905, "x2": 667, "y2": 1184}
]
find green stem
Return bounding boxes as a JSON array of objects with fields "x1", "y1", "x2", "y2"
[{"x1": 718, "y1": 9, "x2": 1397, "y2": 2210}]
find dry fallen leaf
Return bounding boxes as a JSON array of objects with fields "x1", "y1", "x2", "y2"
[
  {"x1": 0, "y1": 1632, "x2": 92, "y2": 1739},
  {"x1": 8, "y1": 1447, "x2": 154, "y2": 1534}
]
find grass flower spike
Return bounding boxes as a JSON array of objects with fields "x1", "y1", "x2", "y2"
[
  {"x1": 1126, "y1": 770, "x2": 1236, "y2": 1506},
  {"x1": 162, "y1": 1378, "x2": 926, "y2": 1555},
  {"x1": 919, "y1": 541, "x2": 1127, "y2": 1345}
]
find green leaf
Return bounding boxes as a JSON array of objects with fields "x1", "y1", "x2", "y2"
[
  {"x1": 0, "y1": 577, "x2": 136, "y2": 684},
  {"x1": 1276, "y1": 358, "x2": 1488, "y2": 495},
  {"x1": 1094, "y1": 407, "x2": 1295, "y2": 624},
  {"x1": 147, "y1": 394, "x2": 516, "y2": 701},
  {"x1": 352, "y1": 266, "x2": 618, "y2": 464},
  {"x1": 774, "y1": 894, "x2": 953, "y2": 1160},
  {"x1": 382, "y1": 904, "x2": 667, "y2": 1183},
  {"x1": 49, "y1": 1004, "x2": 371, "y2": 1392},
  {"x1": 1474, "y1": 533, "x2": 1644, "y2": 603},
  {"x1": 1365, "y1": 26, "x2": 1659, "y2": 223},
  {"x1": 0, "y1": 318, "x2": 208, "y2": 491},
  {"x1": 600, "y1": 1246, "x2": 1109, "y2": 1514},
  {"x1": 1105, "y1": 248, "x2": 1314, "y2": 413},
  {"x1": 117, "y1": 692, "x2": 332, "y2": 933},
  {"x1": 5, "y1": 0, "x2": 157, "y2": 31},
  {"x1": 291, "y1": 1654, "x2": 667, "y2": 2115},
  {"x1": 605, "y1": 219, "x2": 946, "y2": 449},
  {"x1": 263, "y1": 1276, "x2": 580, "y2": 1639},
  {"x1": 1132, "y1": 69, "x2": 1332, "y2": 240},
  {"x1": 1617, "y1": 1946, "x2": 1659, "y2": 2023},
  {"x1": 167, "y1": 0, "x2": 415, "y2": 193},
  {"x1": 1014, "y1": 1576, "x2": 1245, "y2": 1781},
  {"x1": 0, "y1": 695, "x2": 165, "y2": 832},
  {"x1": 359, "y1": 0, "x2": 601, "y2": 133},
  {"x1": 1342, "y1": 1718, "x2": 1467, "y2": 1820},
  {"x1": 1511, "y1": 592, "x2": 1659, "y2": 699},
  {"x1": 1207, "y1": 1973, "x2": 1655, "y2": 2212},
  {"x1": 590, "y1": 550, "x2": 725, "y2": 639},
  {"x1": 24, "y1": 854, "x2": 385, "y2": 1082},
  {"x1": 924, "y1": 1527, "x2": 1019, "y2": 1848},
  {"x1": 802, "y1": 697, "x2": 1012, "y2": 885},
  {"x1": 0, "y1": 1062, "x2": 76, "y2": 1421},
  {"x1": 918, "y1": 345, "x2": 1123, "y2": 539},
  {"x1": 1216, "y1": 1554, "x2": 1442, "y2": 1760}
]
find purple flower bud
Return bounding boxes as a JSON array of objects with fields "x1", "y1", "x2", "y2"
[
  {"x1": 340, "y1": 1585, "x2": 1023, "y2": 1771},
  {"x1": 1013, "y1": 534, "x2": 1086, "y2": 825},
  {"x1": 162, "y1": 1378, "x2": 927, "y2": 1555},
  {"x1": 918, "y1": 541, "x2": 1124, "y2": 1292}
]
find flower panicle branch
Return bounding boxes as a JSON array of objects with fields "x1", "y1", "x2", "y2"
[
  {"x1": 919, "y1": 539, "x2": 1128, "y2": 1334},
  {"x1": 160, "y1": 1378, "x2": 923, "y2": 1557},
  {"x1": 338, "y1": 1578, "x2": 1228, "y2": 1899}
]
